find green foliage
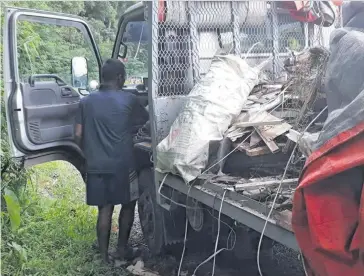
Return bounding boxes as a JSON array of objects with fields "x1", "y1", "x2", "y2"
[
  {"x1": 2, "y1": 161, "x2": 129, "y2": 276},
  {"x1": 3, "y1": 188, "x2": 21, "y2": 232},
  {"x1": 3, "y1": 0, "x2": 146, "y2": 85}
]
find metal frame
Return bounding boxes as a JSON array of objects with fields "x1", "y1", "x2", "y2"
[{"x1": 156, "y1": 172, "x2": 299, "y2": 251}]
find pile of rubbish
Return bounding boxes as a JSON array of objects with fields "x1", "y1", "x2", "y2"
[
  {"x1": 223, "y1": 47, "x2": 330, "y2": 179},
  {"x1": 156, "y1": 46, "x2": 330, "y2": 205}
]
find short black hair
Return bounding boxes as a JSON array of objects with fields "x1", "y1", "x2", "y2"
[{"x1": 101, "y1": 58, "x2": 126, "y2": 82}]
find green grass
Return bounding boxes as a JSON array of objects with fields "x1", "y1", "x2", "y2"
[{"x1": 1, "y1": 161, "x2": 129, "y2": 276}]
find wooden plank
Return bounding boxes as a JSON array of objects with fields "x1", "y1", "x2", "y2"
[
  {"x1": 235, "y1": 178, "x2": 298, "y2": 191},
  {"x1": 255, "y1": 119, "x2": 292, "y2": 142},
  {"x1": 234, "y1": 141, "x2": 250, "y2": 151},
  {"x1": 198, "y1": 174, "x2": 241, "y2": 183},
  {"x1": 245, "y1": 146, "x2": 271, "y2": 157},
  {"x1": 255, "y1": 127, "x2": 280, "y2": 153},
  {"x1": 285, "y1": 129, "x2": 301, "y2": 143},
  {"x1": 235, "y1": 119, "x2": 282, "y2": 128},
  {"x1": 250, "y1": 131, "x2": 262, "y2": 147}
]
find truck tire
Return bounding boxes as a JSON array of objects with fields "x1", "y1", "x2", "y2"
[{"x1": 138, "y1": 168, "x2": 165, "y2": 255}]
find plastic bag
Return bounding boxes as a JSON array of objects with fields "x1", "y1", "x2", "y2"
[{"x1": 156, "y1": 55, "x2": 263, "y2": 182}]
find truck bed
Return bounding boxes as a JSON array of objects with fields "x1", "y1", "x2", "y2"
[
  {"x1": 136, "y1": 138, "x2": 299, "y2": 250},
  {"x1": 156, "y1": 171, "x2": 298, "y2": 251}
]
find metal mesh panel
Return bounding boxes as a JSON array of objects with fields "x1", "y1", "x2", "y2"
[{"x1": 151, "y1": 1, "x2": 342, "y2": 98}]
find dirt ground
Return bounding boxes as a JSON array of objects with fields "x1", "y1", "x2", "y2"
[{"x1": 123, "y1": 207, "x2": 305, "y2": 276}]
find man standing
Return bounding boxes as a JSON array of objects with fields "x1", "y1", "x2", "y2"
[{"x1": 75, "y1": 58, "x2": 148, "y2": 263}]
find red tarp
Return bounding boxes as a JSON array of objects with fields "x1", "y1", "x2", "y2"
[{"x1": 292, "y1": 122, "x2": 364, "y2": 276}]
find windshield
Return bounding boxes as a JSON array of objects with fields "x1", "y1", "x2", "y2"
[{"x1": 120, "y1": 20, "x2": 148, "y2": 85}]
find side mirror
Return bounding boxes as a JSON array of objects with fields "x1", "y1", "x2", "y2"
[
  {"x1": 119, "y1": 42, "x2": 128, "y2": 59},
  {"x1": 71, "y1": 57, "x2": 88, "y2": 89}
]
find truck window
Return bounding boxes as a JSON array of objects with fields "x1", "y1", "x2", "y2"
[
  {"x1": 17, "y1": 19, "x2": 99, "y2": 86},
  {"x1": 120, "y1": 21, "x2": 148, "y2": 85}
]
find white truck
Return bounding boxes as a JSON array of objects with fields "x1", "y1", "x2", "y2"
[{"x1": 3, "y1": 0, "x2": 340, "y2": 266}]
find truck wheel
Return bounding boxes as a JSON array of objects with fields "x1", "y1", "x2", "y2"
[
  {"x1": 138, "y1": 168, "x2": 165, "y2": 255},
  {"x1": 232, "y1": 226, "x2": 274, "y2": 260}
]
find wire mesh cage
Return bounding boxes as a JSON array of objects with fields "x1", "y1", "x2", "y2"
[{"x1": 150, "y1": 1, "x2": 341, "y2": 99}]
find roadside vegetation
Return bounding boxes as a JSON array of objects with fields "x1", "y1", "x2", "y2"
[{"x1": 1, "y1": 161, "x2": 132, "y2": 275}]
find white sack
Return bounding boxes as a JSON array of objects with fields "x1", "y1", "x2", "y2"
[{"x1": 156, "y1": 55, "x2": 262, "y2": 182}]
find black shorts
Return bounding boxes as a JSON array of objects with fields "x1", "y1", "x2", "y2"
[{"x1": 85, "y1": 170, "x2": 139, "y2": 206}]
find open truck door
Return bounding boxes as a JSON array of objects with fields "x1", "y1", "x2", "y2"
[{"x1": 3, "y1": 7, "x2": 102, "y2": 170}]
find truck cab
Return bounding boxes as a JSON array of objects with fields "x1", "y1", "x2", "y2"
[
  {"x1": 3, "y1": 2, "x2": 147, "y2": 170},
  {"x1": 3, "y1": 2, "x2": 185, "y2": 254}
]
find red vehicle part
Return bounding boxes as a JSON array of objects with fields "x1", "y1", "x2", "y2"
[
  {"x1": 277, "y1": 1, "x2": 340, "y2": 25},
  {"x1": 158, "y1": 0, "x2": 166, "y2": 22},
  {"x1": 292, "y1": 122, "x2": 364, "y2": 276}
]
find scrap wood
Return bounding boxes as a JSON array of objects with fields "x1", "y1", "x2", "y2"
[
  {"x1": 255, "y1": 128, "x2": 279, "y2": 153},
  {"x1": 225, "y1": 128, "x2": 251, "y2": 142},
  {"x1": 248, "y1": 111, "x2": 292, "y2": 153},
  {"x1": 254, "y1": 112, "x2": 292, "y2": 140},
  {"x1": 198, "y1": 173, "x2": 241, "y2": 184},
  {"x1": 230, "y1": 110, "x2": 283, "y2": 129},
  {"x1": 234, "y1": 119, "x2": 282, "y2": 128},
  {"x1": 232, "y1": 139, "x2": 250, "y2": 151},
  {"x1": 242, "y1": 188, "x2": 271, "y2": 201},
  {"x1": 235, "y1": 178, "x2": 298, "y2": 191},
  {"x1": 245, "y1": 145, "x2": 271, "y2": 157},
  {"x1": 244, "y1": 110, "x2": 282, "y2": 124},
  {"x1": 285, "y1": 129, "x2": 301, "y2": 143},
  {"x1": 245, "y1": 142, "x2": 287, "y2": 157},
  {"x1": 249, "y1": 131, "x2": 262, "y2": 147},
  {"x1": 209, "y1": 181, "x2": 235, "y2": 191}
]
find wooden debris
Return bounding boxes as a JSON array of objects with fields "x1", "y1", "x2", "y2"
[
  {"x1": 234, "y1": 120, "x2": 282, "y2": 128},
  {"x1": 249, "y1": 131, "x2": 262, "y2": 147},
  {"x1": 234, "y1": 178, "x2": 298, "y2": 191},
  {"x1": 198, "y1": 174, "x2": 241, "y2": 183},
  {"x1": 240, "y1": 111, "x2": 292, "y2": 153},
  {"x1": 226, "y1": 128, "x2": 251, "y2": 142},
  {"x1": 245, "y1": 142, "x2": 287, "y2": 157},
  {"x1": 285, "y1": 129, "x2": 301, "y2": 143},
  {"x1": 234, "y1": 141, "x2": 250, "y2": 152},
  {"x1": 255, "y1": 112, "x2": 292, "y2": 141},
  {"x1": 255, "y1": 128, "x2": 280, "y2": 153},
  {"x1": 242, "y1": 188, "x2": 271, "y2": 201},
  {"x1": 245, "y1": 145, "x2": 271, "y2": 157}
]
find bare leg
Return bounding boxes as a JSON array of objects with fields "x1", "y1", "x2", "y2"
[
  {"x1": 116, "y1": 200, "x2": 136, "y2": 258},
  {"x1": 97, "y1": 204, "x2": 114, "y2": 263}
]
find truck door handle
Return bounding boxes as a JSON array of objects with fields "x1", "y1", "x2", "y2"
[{"x1": 61, "y1": 88, "x2": 72, "y2": 97}]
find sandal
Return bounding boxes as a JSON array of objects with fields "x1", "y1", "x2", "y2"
[{"x1": 110, "y1": 246, "x2": 141, "y2": 262}]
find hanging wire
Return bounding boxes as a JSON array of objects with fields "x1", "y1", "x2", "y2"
[{"x1": 256, "y1": 106, "x2": 328, "y2": 276}]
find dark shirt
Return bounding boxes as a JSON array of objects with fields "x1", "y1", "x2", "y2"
[{"x1": 76, "y1": 90, "x2": 148, "y2": 174}]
